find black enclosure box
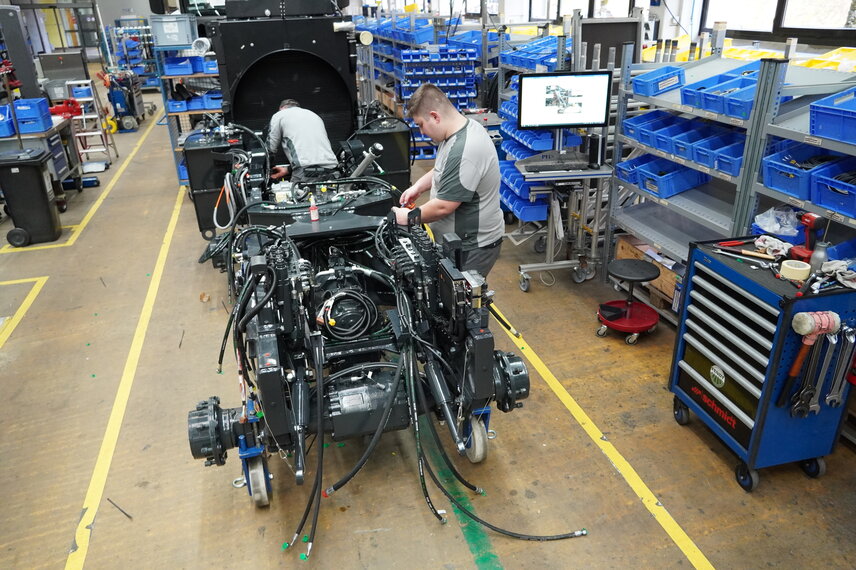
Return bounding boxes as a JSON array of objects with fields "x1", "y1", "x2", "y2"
[
  {"x1": 183, "y1": 133, "x2": 239, "y2": 192},
  {"x1": 225, "y1": 0, "x2": 348, "y2": 18},
  {"x1": 350, "y1": 118, "x2": 411, "y2": 190},
  {"x1": 353, "y1": 119, "x2": 410, "y2": 174},
  {"x1": 0, "y1": 148, "x2": 61, "y2": 245},
  {"x1": 207, "y1": 16, "x2": 357, "y2": 144}
]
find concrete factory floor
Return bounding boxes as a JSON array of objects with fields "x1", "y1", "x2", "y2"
[{"x1": 1, "y1": 97, "x2": 855, "y2": 569}]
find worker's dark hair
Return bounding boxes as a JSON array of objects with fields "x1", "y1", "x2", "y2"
[
  {"x1": 279, "y1": 99, "x2": 301, "y2": 109},
  {"x1": 407, "y1": 83, "x2": 453, "y2": 118}
]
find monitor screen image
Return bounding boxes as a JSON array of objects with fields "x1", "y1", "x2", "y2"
[{"x1": 517, "y1": 71, "x2": 613, "y2": 130}]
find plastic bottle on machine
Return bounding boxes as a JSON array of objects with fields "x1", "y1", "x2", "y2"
[{"x1": 309, "y1": 194, "x2": 319, "y2": 222}]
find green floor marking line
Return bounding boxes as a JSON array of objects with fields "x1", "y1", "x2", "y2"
[{"x1": 421, "y1": 417, "x2": 503, "y2": 569}]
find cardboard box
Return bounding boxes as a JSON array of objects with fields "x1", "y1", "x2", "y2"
[{"x1": 614, "y1": 235, "x2": 682, "y2": 301}]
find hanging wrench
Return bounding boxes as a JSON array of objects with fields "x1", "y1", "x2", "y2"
[
  {"x1": 791, "y1": 338, "x2": 825, "y2": 418},
  {"x1": 808, "y1": 333, "x2": 838, "y2": 415},
  {"x1": 826, "y1": 327, "x2": 856, "y2": 407}
]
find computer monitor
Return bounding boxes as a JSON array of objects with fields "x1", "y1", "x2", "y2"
[{"x1": 517, "y1": 71, "x2": 613, "y2": 130}]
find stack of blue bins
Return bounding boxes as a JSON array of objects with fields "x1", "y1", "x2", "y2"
[
  {"x1": 14, "y1": 98, "x2": 52, "y2": 133},
  {"x1": 623, "y1": 109, "x2": 747, "y2": 178},
  {"x1": 498, "y1": 160, "x2": 549, "y2": 222},
  {"x1": 499, "y1": 36, "x2": 570, "y2": 71},
  {"x1": 447, "y1": 30, "x2": 509, "y2": 66},
  {"x1": 679, "y1": 61, "x2": 768, "y2": 119},
  {"x1": 398, "y1": 47, "x2": 478, "y2": 160}
]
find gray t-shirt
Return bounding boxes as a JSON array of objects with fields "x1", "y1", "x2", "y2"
[
  {"x1": 267, "y1": 107, "x2": 338, "y2": 169},
  {"x1": 429, "y1": 118, "x2": 503, "y2": 251}
]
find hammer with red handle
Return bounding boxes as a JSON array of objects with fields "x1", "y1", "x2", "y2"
[{"x1": 775, "y1": 311, "x2": 841, "y2": 408}]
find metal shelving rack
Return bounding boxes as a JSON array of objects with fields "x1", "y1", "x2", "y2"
[
  {"x1": 153, "y1": 48, "x2": 221, "y2": 186},
  {"x1": 607, "y1": 42, "x2": 856, "y2": 268},
  {"x1": 108, "y1": 18, "x2": 159, "y2": 90}
]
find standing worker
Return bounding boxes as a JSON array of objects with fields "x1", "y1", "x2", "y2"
[
  {"x1": 267, "y1": 99, "x2": 339, "y2": 183},
  {"x1": 392, "y1": 83, "x2": 504, "y2": 277}
]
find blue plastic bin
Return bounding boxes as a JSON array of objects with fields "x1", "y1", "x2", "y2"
[
  {"x1": 810, "y1": 85, "x2": 856, "y2": 144},
  {"x1": 637, "y1": 158, "x2": 711, "y2": 198},
  {"x1": 0, "y1": 105, "x2": 15, "y2": 137},
  {"x1": 164, "y1": 56, "x2": 193, "y2": 75},
  {"x1": 714, "y1": 141, "x2": 746, "y2": 176},
  {"x1": 167, "y1": 99, "x2": 187, "y2": 113},
  {"x1": 693, "y1": 132, "x2": 743, "y2": 167},
  {"x1": 750, "y1": 223, "x2": 805, "y2": 245},
  {"x1": 615, "y1": 154, "x2": 659, "y2": 185},
  {"x1": 810, "y1": 156, "x2": 856, "y2": 218},
  {"x1": 633, "y1": 66, "x2": 685, "y2": 96},
  {"x1": 622, "y1": 109, "x2": 672, "y2": 141},
  {"x1": 827, "y1": 236, "x2": 856, "y2": 262},
  {"x1": 653, "y1": 122, "x2": 696, "y2": 154},
  {"x1": 672, "y1": 126, "x2": 722, "y2": 160},
  {"x1": 204, "y1": 90, "x2": 222, "y2": 110},
  {"x1": 681, "y1": 74, "x2": 739, "y2": 108},
  {"x1": 762, "y1": 144, "x2": 844, "y2": 200},
  {"x1": 14, "y1": 98, "x2": 50, "y2": 120},
  {"x1": 701, "y1": 77, "x2": 756, "y2": 115},
  {"x1": 203, "y1": 60, "x2": 218, "y2": 74},
  {"x1": 18, "y1": 115, "x2": 53, "y2": 133},
  {"x1": 178, "y1": 160, "x2": 188, "y2": 181},
  {"x1": 71, "y1": 86, "x2": 92, "y2": 98},
  {"x1": 187, "y1": 97, "x2": 205, "y2": 111},
  {"x1": 638, "y1": 115, "x2": 686, "y2": 147}
]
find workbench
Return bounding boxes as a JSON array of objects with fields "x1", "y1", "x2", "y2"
[{"x1": 0, "y1": 116, "x2": 82, "y2": 207}]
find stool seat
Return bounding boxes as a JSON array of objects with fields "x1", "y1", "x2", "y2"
[{"x1": 607, "y1": 258, "x2": 660, "y2": 283}]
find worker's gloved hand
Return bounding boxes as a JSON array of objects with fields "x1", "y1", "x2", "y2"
[
  {"x1": 399, "y1": 186, "x2": 421, "y2": 208},
  {"x1": 270, "y1": 165, "x2": 289, "y2": 180},
  {"x1": 391, "y1": 206, "x2": 410, "y2": 226}
]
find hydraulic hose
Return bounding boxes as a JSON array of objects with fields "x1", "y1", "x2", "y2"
[
  {"x1": 237, "y1": 267, "x2": 277, "y2": 332},
  {"x1": 412, "y1": 365, "x2": 481, "y2": 494},
  {"x1": 323, "y1": 358, "x2": 405, "y2": 497},
  {"x1": 404, "y1": 343, "x2": 445, "y2": 523},
  {"x1": 420, "y1": 453, "x2": 587, "y2": 541},
  {"x1": 218, "y1": 273, "x2": 259, "y2": 372},
  {"x1": 305, "y1": 349, "x2": 327, "y2": 558}
]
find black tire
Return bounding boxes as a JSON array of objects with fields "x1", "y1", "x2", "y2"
[
  {"x1": 57, "y1": 201, "x2": 68, "y2": 213},
  {"x1": 798, "y1": 457, "x2": 826, "y2": 478},
  {"x1": 735, "y1": 463, "x2": 759, "y2": 492},
  {"x1": 673, "y1": 396, "x2": 690, "y2": 425},
  {"x1": 7, "y1": 227, "x2": 30, "y2": 247},
  {"x1": 533, "y1": 235, "x2": 546, "y2": 253}
]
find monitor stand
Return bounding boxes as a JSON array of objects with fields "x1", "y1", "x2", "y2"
[{"x1": 516, "y1": 149, "x2": 591, "y2": 173}]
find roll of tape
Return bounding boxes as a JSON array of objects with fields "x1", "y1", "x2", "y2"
[{"x1": 780, "y1": 260, "x2": 811, "y2": 280}]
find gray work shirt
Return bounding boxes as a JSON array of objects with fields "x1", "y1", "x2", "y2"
[
  {"x1": 267, "y1": 106, "x2": 338, "y2": 169},
  {"x1": 430, "y1": 118, "x2": 503, "y2": 250}
]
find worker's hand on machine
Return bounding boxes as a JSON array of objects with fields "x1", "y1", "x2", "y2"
[
  {"x1": 270, "y1": 165, "x2": 289, "y2": 180},
  {"x1": 391, "y1": 206, "x2": 411, "y2": 226},
  {"x1": 399, "y1": 186, "x2": 421, "y2": 209}
]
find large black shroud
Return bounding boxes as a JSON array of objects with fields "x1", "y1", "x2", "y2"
[{"x1": 207, "y1": 16, "x2": 357, "y2": 144}]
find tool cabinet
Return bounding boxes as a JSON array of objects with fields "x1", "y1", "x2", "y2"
[{"x1": 669, "y1": 239, "x2": 856, "y2": 491}]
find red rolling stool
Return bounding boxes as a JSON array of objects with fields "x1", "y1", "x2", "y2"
[{"x1": 597, "y1": 259, "x2": 661, "y2": 345}]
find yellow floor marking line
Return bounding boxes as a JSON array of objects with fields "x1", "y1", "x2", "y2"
[
  {"x1": 65, "y1": 187, "x2": 183, "y2": 569},
  {"x1": 1, "y1": 114, "x2": 163, "y2": 254},
  {"x1": 491, "y1": 304, "x2": 714, "y2": 570},
  {"x1": 0, "y1": 277, "x2": 48, "y2": 349}
]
